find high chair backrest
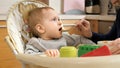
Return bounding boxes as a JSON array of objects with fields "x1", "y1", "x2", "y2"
[{"x1": 6, "y1": 0, "x2": 48, "y2": 54}]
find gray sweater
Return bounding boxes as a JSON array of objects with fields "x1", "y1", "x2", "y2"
[{"x1": 25, "y1": 34, "x2": 95, "y2": 54}]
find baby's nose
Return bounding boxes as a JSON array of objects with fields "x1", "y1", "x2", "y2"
[{"x1": 58, "y1": 20, "x2": 62, "y2": 25}]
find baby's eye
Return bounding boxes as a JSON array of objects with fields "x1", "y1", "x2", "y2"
[
  {"x1": 52, "y1": 17, "x2": 60, "y2": 21},
  {"x1": 58, "y1": 18, "x2": 60, "y2": 21},
  {"x1": 52, "y1": 18, "x2": 57, "y2": 21}
]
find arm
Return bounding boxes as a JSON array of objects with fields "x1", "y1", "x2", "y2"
[
  {"x1": 91, "y1": 23, "x2": 117, "y2": 43},
  {"x1": 25, "y1": 44, "x2": 60, "y2": 57},
  {"x1": 76, "y1": 20, "x2": 117, "y2": 43},
  {"x1": 91, "y1": 9, "x2": 120, "y2": 43},
  {"x1": 24, "y1": 37, "x2": 47, "y2": 54},
  {"x1": 25, "y1": 37, "x2": 60, "y2": 57},
  {"x1": 76, "y1": 9, "x2": 120, "y2": 43}
]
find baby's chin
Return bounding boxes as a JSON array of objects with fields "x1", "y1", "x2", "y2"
[{"x1": 54, "y1": 35, "x2": 62, "y2": 39}]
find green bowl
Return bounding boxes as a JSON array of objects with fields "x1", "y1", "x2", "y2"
[{"x1": 60, "y1": 46, "x2": 77, "y2": 57}]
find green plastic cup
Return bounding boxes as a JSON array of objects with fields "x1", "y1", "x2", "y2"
[{"x1": 60, "y1": 46, "x2": 77, "y2": 57}]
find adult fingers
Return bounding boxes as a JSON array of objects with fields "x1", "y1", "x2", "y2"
[
  {"x1": 76, "y1": 19, "x2": 90, "y2": 30},
  {"x1": 109, "y1": 42, "x2": 120, "y2": 54}
]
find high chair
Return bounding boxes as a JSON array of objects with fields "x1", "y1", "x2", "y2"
[{"x1": 5, "y1": 0, "x2": 120, "y2": 68}]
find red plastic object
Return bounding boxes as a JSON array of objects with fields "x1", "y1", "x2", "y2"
[{"x1": 81, "y1": 45, "x2": 111, "y2": 57}]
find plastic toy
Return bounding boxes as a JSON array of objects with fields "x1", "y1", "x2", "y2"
[
  {"x1": 78, "y1": 44, "x2": 100, "y2": 57},
  {"x1": 81, "y1": 45, "x2": 111, "y2": 57},
  {"x1": 60, "y1": 46, "x2": 77, "y2": 57}
]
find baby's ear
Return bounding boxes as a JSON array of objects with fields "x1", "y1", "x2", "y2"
[{"x1": 35, "y1": 24, "x2": 45, "y2": 33}]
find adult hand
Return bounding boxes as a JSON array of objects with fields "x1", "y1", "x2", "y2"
[
  {"x1": 108, "y1": 38, "x2": 120, "y2": 54},
  {"x1": 111, "y1": 0, "x2": 119, "y2": 4},
  {"x1": 76, "y1": 19, "x2": 92, "y2": 38},
  {"x1": 45, "y1": 49, "x2": 60, "y2": 57}
]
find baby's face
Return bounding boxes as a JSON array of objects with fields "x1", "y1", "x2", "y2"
[{"x1": 41, "y1": 9, "x2": 63, "y2": 40}]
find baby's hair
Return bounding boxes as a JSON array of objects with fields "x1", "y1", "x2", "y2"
[
  {"x1": 18, "y1": 3, "x2": 37, "y2": 23},
  {"x1": 27, "y1": 7, "x2": 54, "y2": 37}
]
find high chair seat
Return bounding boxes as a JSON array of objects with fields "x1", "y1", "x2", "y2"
[
  {"x1": 6, "y1": 0, "x2": 48, "y2": 54},
  {"x1": 5, "y1": 0, "x2": 120, "y2": 68}
]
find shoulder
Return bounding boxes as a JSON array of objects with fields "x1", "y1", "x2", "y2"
[
  {"x1": 117, "y1": 8, "x2": 120, "y2": 14},
  {"x1": 116, "y1": 8, "x2": 120, "y2": 18},
  {"x1": 27, "y1": 37, "x2": 40, "y2": 45}
]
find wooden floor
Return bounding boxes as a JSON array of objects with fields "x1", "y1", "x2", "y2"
[{"x1": 0, "y1": 20, "x2": 22, "y2": 68}]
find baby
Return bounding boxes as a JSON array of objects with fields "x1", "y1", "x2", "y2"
[{"x1": 25, "y1": 7, "x2": 95, "y2": 57}]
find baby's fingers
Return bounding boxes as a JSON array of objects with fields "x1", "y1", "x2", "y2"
[{"x1": 45, "y1": 49, "x2": 59, "y2": 57}]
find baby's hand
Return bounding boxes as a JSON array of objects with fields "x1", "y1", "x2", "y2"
[{"x1": 45, "y1": 49, "x2": 60, "y2": 57}]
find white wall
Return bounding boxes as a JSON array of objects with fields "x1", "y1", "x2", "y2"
[
  {"x1": 0, "y1": 0, "x2": 18, "y2": 14},
  {"x1": 49, "y1": 0, "x2": 61, "y2": 14},
  {"x1": 0, "y1": 0, "x2": 61, "y2": 20},
  {"x1": 0, "y1": 0, "x2": 18, "y2": 20}
]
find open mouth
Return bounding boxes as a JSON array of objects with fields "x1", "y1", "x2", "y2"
[{"x1": 59, "y1": 27, "x2": 62, "y2": 31}]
